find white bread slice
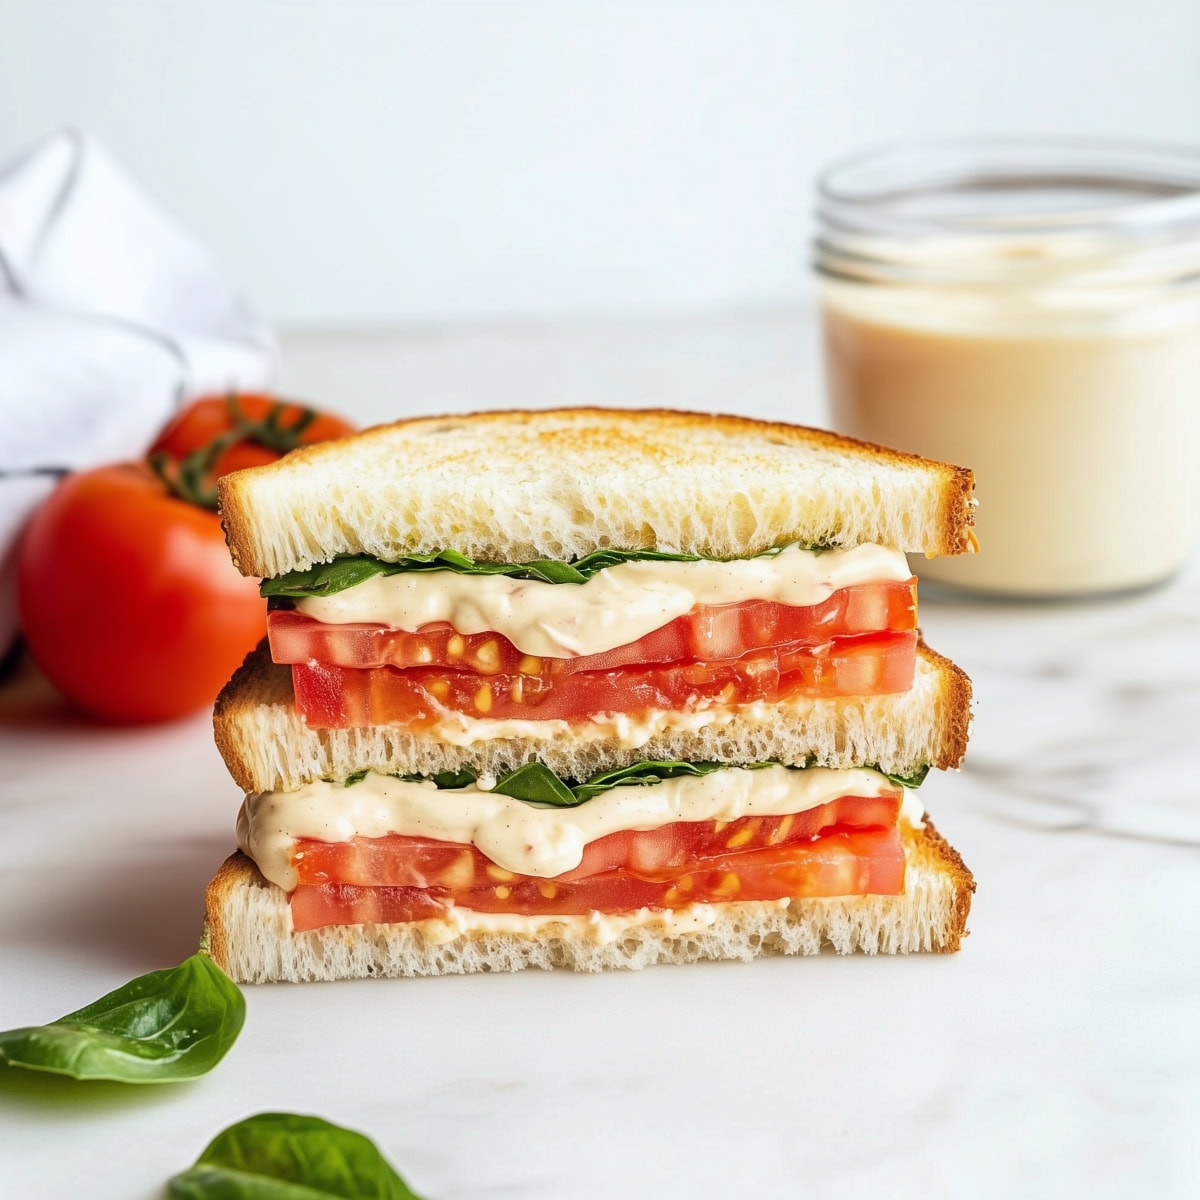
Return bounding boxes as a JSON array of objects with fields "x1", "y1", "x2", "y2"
[
  {"x1": 203, "y1": 819, "x2": 974, "y2": 983},
  {"x1": 218, "y1": 408, "x2": 976, "y2": 579},
  {"x1": 214, "y1": 640, "x2": 972, "y2": 795}
]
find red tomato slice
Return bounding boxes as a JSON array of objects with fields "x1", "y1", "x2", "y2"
[
  {"x1": 289, "y1": 827, "x2": 906, "y2": 931},
  {"x1": 290, "y1": 631, "x2": 917, "y2": 728},
  {"x1": 291, "y1": 793, "x2": 903, "y2": 887},
  {"x1": 268, "y1": 581, "x2": 918, "y2": 673}
]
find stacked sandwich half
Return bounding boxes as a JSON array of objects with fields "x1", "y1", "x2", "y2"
[{"x1": 205, "y1": 409, "x2": 975, "y2": 982}]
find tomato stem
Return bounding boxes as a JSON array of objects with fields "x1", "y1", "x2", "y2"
[{"x1": 148, "y1": 395, "x2": 320, "y2": 510}]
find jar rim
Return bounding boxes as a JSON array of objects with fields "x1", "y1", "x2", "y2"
[
  {"x1": 815, "y1": 136, "x2": 1200, "y2": 289},
  {"x1": 817, "y1": 135, "x2": 1200, "y2": 238}
]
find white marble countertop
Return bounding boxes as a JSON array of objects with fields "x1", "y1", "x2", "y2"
[{"x1": 2, "y1": 311, "x2": 1198, "y2": 1199}]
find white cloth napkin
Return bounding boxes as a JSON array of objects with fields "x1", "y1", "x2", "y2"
[{"x1": 0, "y1": 129, "x2": 276, "y2": 656}]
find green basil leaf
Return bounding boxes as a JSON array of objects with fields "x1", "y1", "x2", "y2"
[
  {"x1": 0, "y1": 953, "x2": 244, "y2": 1083},
  {"x1": 393, "y1": 768, "x2": 479, "y2": 790},
  {"x1": 425, "y1": 769, "x2": 478, "y2": 790},
  {"x1": 346, "y1": 768, "x2": 480, "y2": 790},
  {"x1": 261, "y1": 557, "x2": 397, "y2": 598},
  {"x1": 517, "y1": 560, "x2": 587, "y2": 582},
  {"x1": 489, "y1": 761, "x2": 579, "y2": 806},
  {"x1": 569, "y1": 759, "x2": 771, "y2": 803},
  {"x1": 879, "y1": 764, "x2": 931, "y2": 789},
  {"x1": 168, "y1": 1112, "x2": 425, "y2": 1199},
  {"x1": 342, "y1": 758, "x2": 928, "y2": 805},
  {"x1": 410, "y1": 758, "x2": 926, "y2": 805},
  {"x1": 260, "y1": 543, "x2": 829, "y2": 599}
]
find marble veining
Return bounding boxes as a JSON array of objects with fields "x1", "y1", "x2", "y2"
[{"x1": 931, "y1": 571, "x2": 1200, "y2": 849}]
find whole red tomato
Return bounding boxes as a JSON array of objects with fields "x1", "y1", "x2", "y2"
[
  {"x1": 149, "y1": 393, "x2": 355, "y2": 507},
  {"x1": 18, "y1": 393, "x2": 354, "y2": 723},
  {"x1": 17, "y1": 463, "x2": 264, "y2": 722}
]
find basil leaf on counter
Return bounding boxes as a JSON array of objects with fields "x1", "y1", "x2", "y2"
[
  {"x1": 0, "y1": 953, "x2": 244, "y2": 1083},
  {"x1": 260, "y1": 543, "x2": 822, "y2": 599},
  {"x1": 168, "y1": 1112, "x2": 426, "y2": 1199}
]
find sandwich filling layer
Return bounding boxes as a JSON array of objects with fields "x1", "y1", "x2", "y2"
[
  {"x1": 265, "y1": 543, "x2": 919, "y2": 730},
  {"x1": 236, "y1": 763, "x2": 926, "y2": 933},
  {"x1": 288, "y1": 543, "x2": 912, "y2": 658},
  {"x1": 240, "y1": 764, "x2": 918, "y2": 888}
]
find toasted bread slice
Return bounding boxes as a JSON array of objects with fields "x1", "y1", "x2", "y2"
[
  {"x1": 218, "y1": 408, "x2": 976, "y2": 579},
  {"x1": 214, "y1": 639, "x2": 971, "y2": 795},
  {"x1": 203, "y1": 819, "x2": 974, "y2": 983}
]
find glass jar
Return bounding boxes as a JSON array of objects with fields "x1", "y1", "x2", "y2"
[{"x1": 815, "y1": 137, "x2": 1200, "y2": 597}]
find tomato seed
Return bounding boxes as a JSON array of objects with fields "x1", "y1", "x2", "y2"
[
  {"x1": 768, "y1": 814, "x2": 795, "y2": 845},
  {"x1": 474, "y1": 639, "x2": 501, "y2": 673}
]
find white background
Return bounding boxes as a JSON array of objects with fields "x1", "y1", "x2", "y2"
[{"x1": 3, "y1": 0, "x2": 1200, "y2": 327}]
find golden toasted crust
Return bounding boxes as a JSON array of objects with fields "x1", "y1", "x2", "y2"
[
  {"x1": 214, "y1": 637, "x2": 292, "y2": 719},
  {"x1": 217, "y1": 407, "x2": 976, "y2": 577},
  {"x1": 211, "y1": 640, "x2": 283, "y2": 792},
  {"x1": 218, "y1": 482, "x2": 256, "y2": 578},
  {"x1": 910, "y1": 638, "x2": 973, "y2": 780},
  {"x1": 203, "y1": 852, "x2": 241, "y2": 974},
  {"x1": 202, "y1": 817, "x2": 974, "y2": 981},
  {"x1": 213, "y1": 637, "x2": 973, "y2": 795},
  {"x1": 911, "y1": 817, "x2": 975, "y2": 952}
]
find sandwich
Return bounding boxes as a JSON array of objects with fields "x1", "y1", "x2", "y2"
[{"x1": 203, "y1": 408, "x2": 976, "y2": 982}]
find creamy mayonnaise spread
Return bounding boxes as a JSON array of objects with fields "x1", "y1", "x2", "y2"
[
  {"x1": 427, "y1": 700, "x2": 775, "y2": 748},
  {"x1": 294, "y1": 543, "x2": 911, "y2": 658},
  {"x1": 239, "y1": 765, "x2": 921, "y2": 892},
  {"x1": 370, "y1": 899, "x2": 796, "y2": 947}
]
